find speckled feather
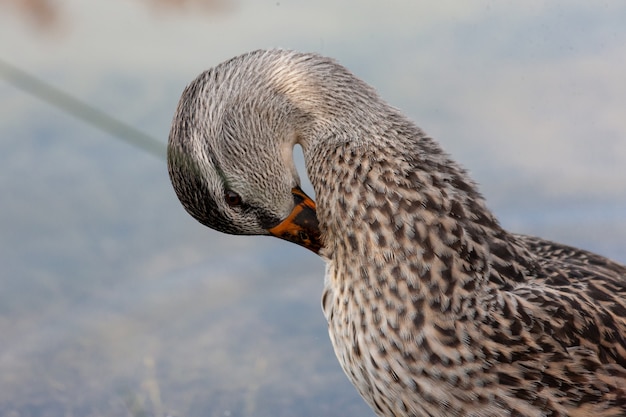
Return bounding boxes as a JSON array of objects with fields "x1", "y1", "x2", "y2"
[{"x1": 167, "y1": 49, "x2": 626, "y2": 417}]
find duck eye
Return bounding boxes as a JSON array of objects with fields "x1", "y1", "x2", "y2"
[{"x1": 224, "y1": 190, "x2": 242, "y2": 207}]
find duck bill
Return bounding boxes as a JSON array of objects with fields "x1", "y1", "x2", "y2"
[{"x1": 268, "y1": 186, "x2": 322, "y2": 254}]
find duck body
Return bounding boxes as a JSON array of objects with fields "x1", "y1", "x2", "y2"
[
  {"x1": 310, "y1": 122, "x2": 626, "y2": 417},
  {"x1": 168, "y1": 49, "x2": 626, "y2": 417}
]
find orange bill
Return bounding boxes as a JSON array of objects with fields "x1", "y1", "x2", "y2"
[{"x1": 268, "y1": 186, "x2": 322, "y2": 254}]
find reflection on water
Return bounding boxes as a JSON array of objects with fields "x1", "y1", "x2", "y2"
[{"x1": 1, "y1": 242, "x2": 374, "y2": 416}]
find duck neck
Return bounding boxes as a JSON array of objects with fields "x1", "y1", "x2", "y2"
[{"x1": 303, "y1": 118, "x2": 535, "y2": 318}]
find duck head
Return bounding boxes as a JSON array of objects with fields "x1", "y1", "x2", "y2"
[{"x1": 167, "y1": 50, "x2": 322, "y2": 254}]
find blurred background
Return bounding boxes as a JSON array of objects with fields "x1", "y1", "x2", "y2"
[{"x1": 0, "y1": 1, "x2": 625, "y2": 416}]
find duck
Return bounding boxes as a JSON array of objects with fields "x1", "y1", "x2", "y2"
[{"x1": 167, "y1": 49, "x2": 626, "y2": 417}]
